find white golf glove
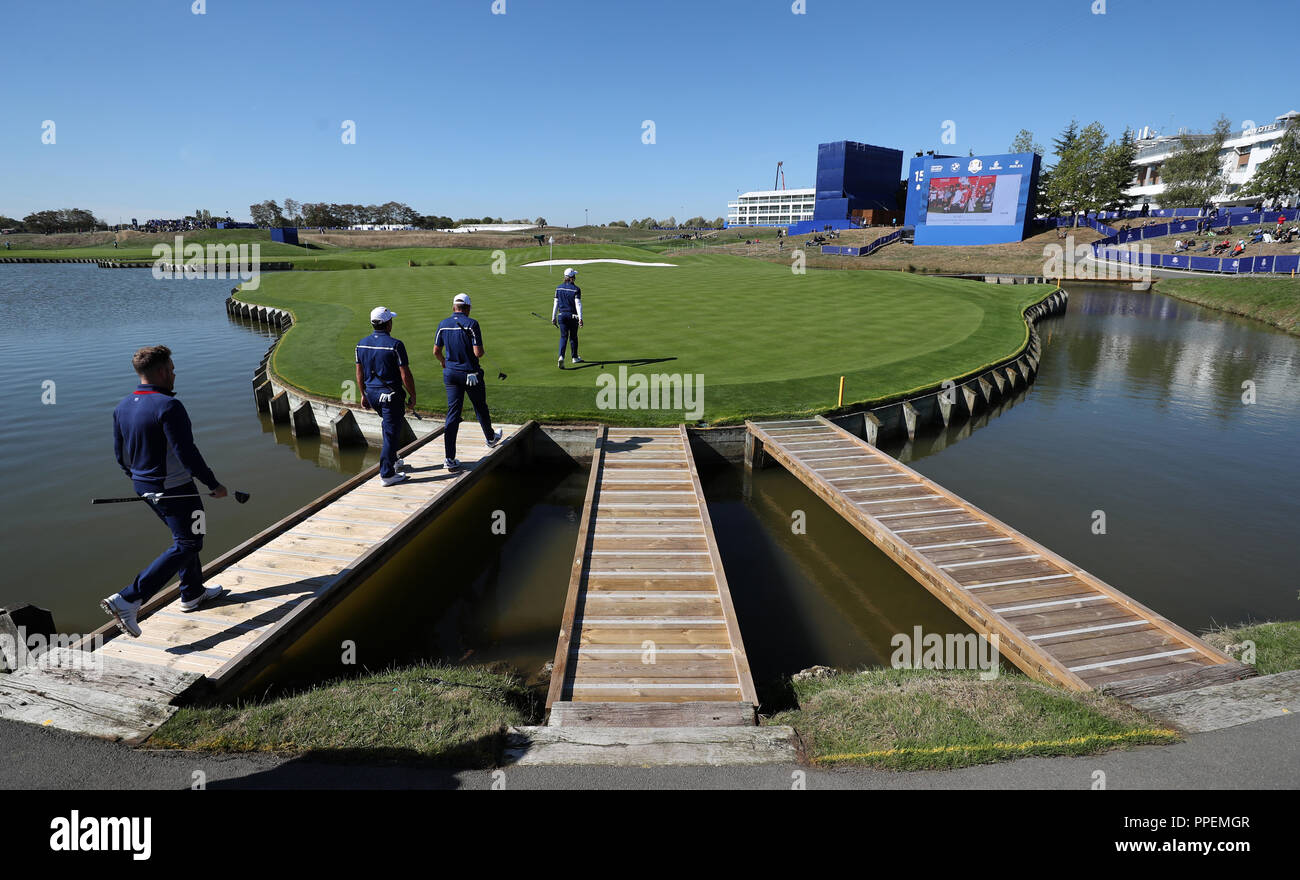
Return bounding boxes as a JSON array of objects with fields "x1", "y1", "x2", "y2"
[
  {"x1": 377, "y1": 391, "x2": 395, "y2": 404},
  {"x1": 466, "y1": 372, "x2": 480, "y2": 387}
]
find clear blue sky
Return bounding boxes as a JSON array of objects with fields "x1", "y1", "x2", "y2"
[{"x1": 3, "y1": 0, "x2": 1297, "y2": 225}]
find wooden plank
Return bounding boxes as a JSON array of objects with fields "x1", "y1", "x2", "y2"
[
  {"x1": 747, "y1": 418, "x2": 1090, "y2": 691},
  {"x1": 546, "y1": 425, "x2": 606, "y2": 710},
  {"x1": 206, "y1": 422, "x2": 534, "y2": 694},
  {"x1": 548, "y1": 701, "x2": 755, "y2": 728},
  {"x1": 814, "y1": 416, "x2": 1233, "y2": 670},
  {"x1": 679, "y1": 424, "x2": 758, "y2": 706}
]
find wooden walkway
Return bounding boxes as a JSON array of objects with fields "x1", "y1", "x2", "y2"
[
  {"x1": 747, "y1": 417, "x2": 1249, "y2": 696},
  {"x1": 0, "y1": 422, "x2": 531, "y2": 743},
  {"x1": 546, "y1": 426, "x2": 758, "y2": 727}
]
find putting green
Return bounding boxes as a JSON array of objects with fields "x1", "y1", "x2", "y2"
[{"x1": 237, "y1": 247, "x2": 1049, "y2": 424}]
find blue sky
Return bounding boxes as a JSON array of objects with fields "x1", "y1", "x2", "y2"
[{"x1": 3, "y1": 0, "x2": 1297, "y2": 224}]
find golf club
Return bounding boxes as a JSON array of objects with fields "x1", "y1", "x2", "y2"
[{"x1": 91, "y1": 490, "x2": 251, "y2": 505}]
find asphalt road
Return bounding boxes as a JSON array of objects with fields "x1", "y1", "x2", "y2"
[{"x1": 2, "y1": 712, "x2": 1296, "y2": 790}]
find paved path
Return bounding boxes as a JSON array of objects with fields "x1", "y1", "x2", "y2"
[{"x1": 3, "y1": 711, "x2": 1294, "y2": 790}]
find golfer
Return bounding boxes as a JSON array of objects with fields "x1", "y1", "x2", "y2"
[
  {"x1": 552, "y1": 267, "x2": 584, "y2": 368},
  {"x1": 356, "y1": 306, "x2": 417, "y2": 487},
  {"x1": 434, "y1": 293, "x2": 502, "y2": 472},
  {"x1": 101, "y1": 345, "x2": 228, "y2": 638}
]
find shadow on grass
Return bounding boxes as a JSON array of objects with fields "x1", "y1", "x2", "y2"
[{"x1": 566, "y1": 356, "x2": 678, "y2": 371}]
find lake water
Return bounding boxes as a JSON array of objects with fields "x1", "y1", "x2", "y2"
[{"x1": 2, "y1": 268, "x2": 1296, "y2": 695}]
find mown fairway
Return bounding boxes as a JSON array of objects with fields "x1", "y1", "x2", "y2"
[{"x1": 238, "y1": 245, "x2": 1049, "y2": 424}]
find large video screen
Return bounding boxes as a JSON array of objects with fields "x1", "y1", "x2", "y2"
[{"x1": 926, "y1": 174, "x2": 1022, "y2": 226}]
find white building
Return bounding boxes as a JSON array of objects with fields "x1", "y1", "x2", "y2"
[
  {"x1": 1127, "y1": 111, "x2": 1299, "y2": 208},
  {"x1": 726, "y1": 188, "x2": 815, "y2": 227}
]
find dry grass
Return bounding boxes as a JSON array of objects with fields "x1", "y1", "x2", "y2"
[
  {"x1": 1201, "y1": 620, "x2": 1300, "y2": 674},
  {"x1": 768, "y1": 668, "x2": 1174, "y2": 770},
  {"x1": 777, "y1": 227, "x2": 1104, "y2": 276}
]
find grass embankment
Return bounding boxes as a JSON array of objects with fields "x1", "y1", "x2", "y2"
[
  {"x1": 1202, "y1": 621, "x2": 1300, "y2": 674},
  {"x1": 790, "y1": 227, "x2": 1105, "y2": 275},
  {"x1": 0, "y1": 228, "x2": 315, "y2": 261},
  {"x1": 1154, "y1": 276, "x2": 1300, "y2": 335},
  {"x1": 766, "y1": 668, "x2": 1177, "y2": 770},
  {"x1": 238, "y1": 245, "x2": 1049, "y2": 424},
  {"x1": 148, "y1": 664, "x2": 535, "y2": 766}
]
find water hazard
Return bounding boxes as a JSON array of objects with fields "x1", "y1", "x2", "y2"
[{"x1": 3, "y1": 267, "x2": 1297, "y2": 692}]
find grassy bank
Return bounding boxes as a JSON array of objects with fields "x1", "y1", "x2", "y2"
[
  {"x1": 148, "y1": 664, "x2": 536, "y2": 767},
  {"x1": 240, "y1": 247, "x2": 1050, "y2": 424},
  {"x1": 766, "y1": 668, "x2": 1176, "y2": 770},
  {"x1": 1202, "y1": 620, "x2": 1300, "y2": 674},
  {"x1": 1153, "y1": 276, "x2": 1300, "y2": 335}
]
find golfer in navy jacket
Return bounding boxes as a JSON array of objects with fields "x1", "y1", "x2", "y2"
[
  {"x1": 552, "y1": 267, "x2": 584, "y2": 368},
  {"x1": 434, "y1": 293, "x2": 502, "y2": 471},
  {"x1": 101, "y1": 345, "x2": 228, "y2": 638},
  {"x1": 356, "y1": 306, "x2": 417, "y2": 487}
]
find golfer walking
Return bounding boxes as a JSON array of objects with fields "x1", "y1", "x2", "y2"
[
  {"x1": 100, "y1": 345, "x2": 228, "y2": 638},
  {"x1": 356, "y1": 306, "x2": 417, "y2": 487},
  {"x1": 434, "y1": 293, "x2": 502, "y2": 471},
  {"x1": 552, "y1": 267, "x2": 584, "y2": 368}
]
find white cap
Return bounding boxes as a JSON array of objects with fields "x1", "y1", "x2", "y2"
[
  {"x1": 370, "y1": 306, "x2": 397, "y2": 323},
  {"x1": 453, "y1": 292, "x2": 471, "y2": 306},
  {"x1": 564, "y1": 267, "x2": 577, "y2": 277}
]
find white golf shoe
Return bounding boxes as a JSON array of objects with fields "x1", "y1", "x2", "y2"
[
  {"x1": 381, "y1": 472, "x2": 411, "y2": 486},
  {"x1": 486, "y1": 429, "x2": 503, "y2": 448},
  {"x1": 100, "y1": 593, "x2": 142, "y2": 638},
  {"x1": 180, "y1": 585, "x2": 228, "y2": 613},
  {"x1": 445, "y1": 458, "x2": 462, "y2": 472}
]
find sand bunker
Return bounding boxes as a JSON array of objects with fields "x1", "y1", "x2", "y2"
[{"x1": 521, "y1": 258, "x2": 677, "y2": 268}]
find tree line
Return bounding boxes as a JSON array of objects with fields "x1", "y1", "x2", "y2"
[
  {"x1": 1, "y1": 209, "x2": 105, "y2": 233},
  {"x1": 1011, "y1": 114, "x2": 1300, "y2": 218},
  {"x1": 251, "y1": 199, "x2": 557, "y2": 229}
]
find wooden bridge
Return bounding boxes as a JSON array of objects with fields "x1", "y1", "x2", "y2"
[
  {"x1": 0, "y1": 422, "x2": 530, "y2": 743},
  {"x1": 544, "y1": 426, "x2": 758, "y2": 728},
  {"x1": 745, "y1": 416, "x2": 1250, "y2": 697}
]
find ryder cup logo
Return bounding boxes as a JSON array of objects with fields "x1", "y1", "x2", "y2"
[
  {"x1": 968, "y1": 158, "x2": 983, "y2": 173},
  {"x1": 950, "y1": 162, "x2": 960, "y2": 171}
]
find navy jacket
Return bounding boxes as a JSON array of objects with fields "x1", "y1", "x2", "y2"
[
  {"x1": 552, "y1": 281, "x2": 582, "y2": 319},
  {"x1": 113, "y1": 384, "x2": 219, "y2": 491},
  {"x1": 355, "y1": 330, "x2": 409, "y2": 397},
  {"x1": 435, "y1": 314, "x2": 483, "y2": 372}
]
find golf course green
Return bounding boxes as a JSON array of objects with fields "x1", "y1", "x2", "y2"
[{"x1": 236, "y1": 244, "x2": 1050, "y2": 424}]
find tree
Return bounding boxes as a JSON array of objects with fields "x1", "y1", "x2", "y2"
[
  {"x1": 21, "y1": 208, "x2": 102, "y2": 233},
  {"x1": 1009, "y1": 129, "x2": 1044, "y2": 157},
  {"x1": 534, "y1": 217, "x2": 547, "y2": 226},
  {"x1": 249, "y1": 200, "x2": 283, "y2": 227},
  {"x1": 1045, "y1": 120, "x2": 1109, "y2": 219},
  {"x1": 1160, "y1": 115, "x2": 1231, "y2": 208},
  {"x1": 1097, "y1": 127, "x2": 1138, "y2": 213},
  {"x1": 1241, "y1": 125, "x2": 1300, "y2": 205},
  {"x1": 282, "y1": 199, "x2": 300, "y2": 223},
  {"x1": 607, "y1": 219, "x2": 628, "y2": 227}
]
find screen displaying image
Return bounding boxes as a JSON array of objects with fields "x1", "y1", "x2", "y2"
[{"x1": 926, "y1": 173, "x2": 1021, "y2": 226}]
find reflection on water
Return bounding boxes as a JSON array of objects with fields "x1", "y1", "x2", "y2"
[
  {"x1": 889, "y1": 285, "x2": 1300, "y2": 630},
  {"x1": 0, "y1": 265, "x2": 361, "y2": 632},
  {"x1": 5, "y1": 269, "x2": 1298, "y2": 695}
]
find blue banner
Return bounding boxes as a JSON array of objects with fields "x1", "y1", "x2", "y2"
[
  {"x1": 1275, "y1": 255, "x2": 1300, "y2": 273},
  {"x1": 1188, "y1": 256, "x2": 1222, "y2": 272}
]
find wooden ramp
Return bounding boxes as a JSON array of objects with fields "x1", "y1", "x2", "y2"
[
  {"x1": 546, "y1": 426, "x2": 758, "y2": 727},
  {"x1": 747, "y1": 417, "x2": 1249, "y2": 696},
  {"x1": 5, "y1": 421, "x2": 533, "y2": 743}
]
